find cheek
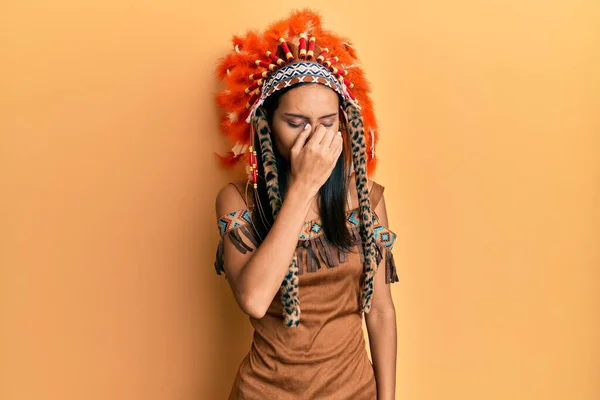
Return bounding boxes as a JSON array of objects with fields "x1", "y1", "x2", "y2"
[{"x1": 271, "y1": 121, "x2": 297, "y2": 158}]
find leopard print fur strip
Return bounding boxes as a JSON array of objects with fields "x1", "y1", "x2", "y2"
[
  {"x1": 252, "y1": 107, "x2": 301, "y2": 327},
  {"x1": 280, "y1": 253, "x2": 301, "y2": 327},
  {"x1": 344, "y1": 103, "x2": 379, "y2": 314},
  {"x1": 252, "y1": 107, "x2": 283, "y2": 218}
]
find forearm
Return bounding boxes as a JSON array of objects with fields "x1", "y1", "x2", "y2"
[
  {"x1": 367, "y1": 310, "x2": 398, "y2": 400},
  {"x1": 239, "y1": 181, "x2": 313, "y2": 314}
]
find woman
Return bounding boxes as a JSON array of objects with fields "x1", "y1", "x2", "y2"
[{"x1": 213, "y1": 9, "x2": 399, "y2": 399}]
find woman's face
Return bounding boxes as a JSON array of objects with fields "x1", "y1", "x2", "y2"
[{"x1": 271, "y1": 84, "x2": 340, "y2": 161}]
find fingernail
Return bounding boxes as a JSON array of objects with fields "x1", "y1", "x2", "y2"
[{"x1": 304, "y1": 123, "x2": 311, "y2": 130}]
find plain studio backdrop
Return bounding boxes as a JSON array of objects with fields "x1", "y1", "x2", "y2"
[{"x1": 1, "y1": 1, "x2": 598, "y2": 399}]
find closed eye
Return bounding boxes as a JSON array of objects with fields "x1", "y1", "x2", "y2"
[{"x1": 287, "y1": 122, "x2": 334, "y2": 128}]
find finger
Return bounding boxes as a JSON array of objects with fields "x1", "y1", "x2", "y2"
[
  {"x1": 308, "y1": 124, "x2": 327, "y2": 146},
  {"x1": 326, "y1": 130, "x2": 343, "y2": 149},
  {"x1": 326, "y1": 131, "x2": 342, "y2": 151},
  {"x1": 329, "y1": 141, "x2": 343, "y2": 168},
  {"x1": 291, "y1": 123, "x2": 312, "y2": 154},
  {"x1": 321, "y1": 128, "x2": 337, "y2": 148},
  {"x1": 330, "y1": 133, "x2": 344, "y2": 156}
]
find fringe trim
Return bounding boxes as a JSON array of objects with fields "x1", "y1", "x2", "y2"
[
  {"x1": 214, "y1": 224, "x2": 260, "y2": 276},
  {"x1": 214, "y1": 224, "x2": 399, "y2": 283}
]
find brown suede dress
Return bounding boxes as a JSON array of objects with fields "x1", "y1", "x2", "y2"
[{"x1": 214, "y1": 182, "x2": 399, "y2": 399}]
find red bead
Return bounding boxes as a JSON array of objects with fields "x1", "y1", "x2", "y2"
[
  {"x1": 255, "y1": 60, "x2": 277, "y2": 71},
  {"x1": 245, "y1": 90, "x2": 260, "y2": 109},
  {"x1": 299, "y1": 34, "x2": 307, "y2": 59},
  {"x1": 346, "y1": 88, "x2": 356, "y2": 101},
  {"x1": 307, "y1": 37, "x2": 316, "y2": 60},
  {"x1": 316, "y1": 48, "x2": 328, "y2": 63},
  {"x1": 279, "y1": 38, "x2": 294, "y2": 62},
  {"x1": 252, "y1": 149, "x2": 258, "y2": 185},
  {"x1": 266, "y1": 51, "x2": 285, "y2": 66},
  {"x1": 244, "y1": 79, "x2": 263, "y2": 94},
  {"x1": 249, "y1": 71, "x2": 270, "y2": 81}
]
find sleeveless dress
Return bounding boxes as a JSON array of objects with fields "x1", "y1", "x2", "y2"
[{"x1": 214, "y1": 181, "x2": 399, "y2": 399}]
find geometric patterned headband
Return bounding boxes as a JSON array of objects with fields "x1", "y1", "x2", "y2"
[{"x1": 246, "y1": 61, "x2": 359, "y2": 123}]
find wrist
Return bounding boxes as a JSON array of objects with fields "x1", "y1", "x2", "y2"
[{"x1": 287, "y1": 179, "x2": 317, "y2": 208}]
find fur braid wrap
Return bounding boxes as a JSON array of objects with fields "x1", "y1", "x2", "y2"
[
  {"x1": 344, "y1": 103, "x2": 379, "y2": 314},
  {"x1": 252, "y1": 107, "x2": 301, "y2": 327}
]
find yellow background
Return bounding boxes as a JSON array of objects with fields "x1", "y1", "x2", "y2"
[{"x1": 1, "y1": 1, "x2": 598, "y2": 399}]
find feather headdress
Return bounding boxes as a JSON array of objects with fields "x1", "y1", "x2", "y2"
[{"x1": 215, "y1": 9, "x2": 379, "y2": 173}]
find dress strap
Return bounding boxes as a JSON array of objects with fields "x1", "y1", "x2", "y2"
[
  {"x1": 227, "y1": 181, "x2": 256, "y2": 211},
  {"x1": 369, "y1": 182, "x2": 385, "y2": 209}
]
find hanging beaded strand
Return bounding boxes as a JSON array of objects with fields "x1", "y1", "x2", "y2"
[
  {"x1": 252, "y1": 147, "x2": 257, "y2": 188},
  {"x1": 248, "y1": 145, "x2": 258, "y2": 188}
]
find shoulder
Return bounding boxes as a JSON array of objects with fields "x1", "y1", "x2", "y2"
[
  {"x1": 366, "y1": 179, "x2": 389, "y2": 225},
  {"x1": 353, "y1": 174, "x2": 383, "y2": 192},
  {"x1": 368, "y1": 178, "x2": 383, "y2": 192},
  {"x1": 348, "y1": 175, "x2": 384, "y2": 209},
  {"x1": 367, "y1": 178, "x2": 385, "y2": 207},
  {"x1": 215, "y1": 180, "x2": 250, "y2": 220}
]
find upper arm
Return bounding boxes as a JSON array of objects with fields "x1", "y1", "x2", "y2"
[
  {"x1": 368, "y1": 185, "x2": 397, "y2": 314},
  {"x1": 214, "y1": 183, "x2": 257, "y2": 299}
]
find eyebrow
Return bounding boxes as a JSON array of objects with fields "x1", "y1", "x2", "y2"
[{"x1": 283, "y1": 112, "x2": 338, "y2": 120}]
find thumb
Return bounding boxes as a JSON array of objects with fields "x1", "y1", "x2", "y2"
[{"x1": 291, "y1": 123, "x2": 312, "y2": 153}]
